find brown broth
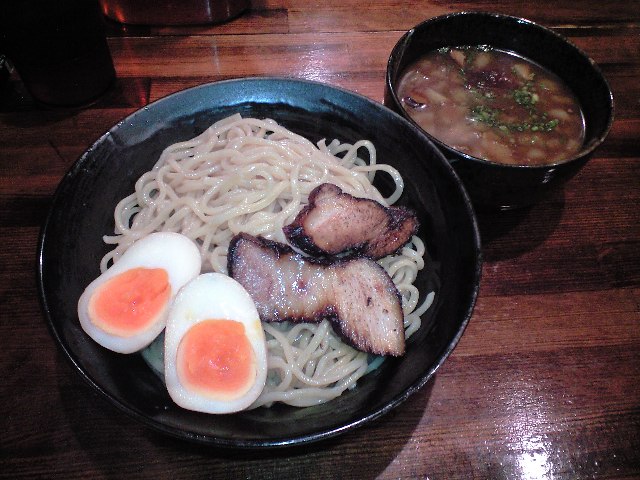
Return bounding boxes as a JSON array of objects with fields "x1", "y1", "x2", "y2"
[{"x1": 397, "y1": 46, "x2": 585, "y2": 166}]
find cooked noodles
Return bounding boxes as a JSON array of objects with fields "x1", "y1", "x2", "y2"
[{"x1": 104, "y1": 114, "x2": 433, "y2": 408}]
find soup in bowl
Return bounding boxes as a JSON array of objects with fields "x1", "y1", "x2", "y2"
[
  {"x1": 397, "y1": 45, "x2": 585, "y2": 166},
  {"x1": 385, "y1": 12, "x2": 614, "y2": 210}
]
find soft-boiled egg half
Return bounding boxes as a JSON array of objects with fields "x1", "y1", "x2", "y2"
[
  {"x1": 164, "y1": 273, "x2": 268, "y2": 414},
  {"x1": 77, "y1": 232, "x2": 201, "y2": 354}
]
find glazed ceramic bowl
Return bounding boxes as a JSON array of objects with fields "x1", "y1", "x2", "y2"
[
  {"x1": 38, "y1": 77, "x2": 482, "y2": 448},
  {"x1": 385, "y1": 11, "x2": 614, "y2": 210}
]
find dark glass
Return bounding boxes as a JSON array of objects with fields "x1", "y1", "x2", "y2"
[
  {"x1": 99, "y1": 0, "x2": 250, "y2": 25},
  {"x1": 0, "y1": 0, "x2": 115, "y2": 107}
]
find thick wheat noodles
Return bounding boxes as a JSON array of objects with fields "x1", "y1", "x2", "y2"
[{"x1": 104, "y1": 114, "x2": 434, "y2": 408}]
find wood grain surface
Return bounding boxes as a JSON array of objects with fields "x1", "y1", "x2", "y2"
[{"x1": 1, "y1": 1, "x2": 639, "y2": 478}]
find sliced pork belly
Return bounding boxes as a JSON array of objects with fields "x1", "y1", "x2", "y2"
[
  {"x1": 283, "y1": 183, "x2": 419, "y2": 259},
  {"x1": 228, "y1": 233, "x2": 405, "y2": 356}
]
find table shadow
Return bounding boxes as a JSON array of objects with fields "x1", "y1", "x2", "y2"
[{"x1": 476, "y1": 188, "x2": 565, "y2": 261}]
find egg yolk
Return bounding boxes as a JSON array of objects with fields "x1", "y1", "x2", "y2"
[
  {"x1": 88, "y1": 267, "x2": 171, "y2": 337},
  {"x1": 177, "y1": 319, "x2": 256, "y2": 400}
]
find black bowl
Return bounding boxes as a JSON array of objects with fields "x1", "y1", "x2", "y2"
[
  {"x1": 385, "y1": 11, "x2": 614, "y2": 210},
  {"x1": 38, "y1": 77, "x2": 481, "y2": 448}
]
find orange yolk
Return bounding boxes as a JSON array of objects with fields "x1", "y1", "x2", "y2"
[
  {"x1": 88, "y1": 267, "x2": 171, "y2": 337},
  {"x1": 177, "y1": 319, "x2": 255, "y2": 400}
]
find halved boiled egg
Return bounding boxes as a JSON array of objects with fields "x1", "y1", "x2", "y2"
[
  {"x1": 164, "y1": 273, "x2": 268, "y2": 414},
  {"x1": 77, "y1": 232, "x2": 201, "y2": 354}
]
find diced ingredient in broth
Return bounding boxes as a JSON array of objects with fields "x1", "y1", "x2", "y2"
[{"x1": 397, "y1": 46, "x2": 585, "y2": 165}]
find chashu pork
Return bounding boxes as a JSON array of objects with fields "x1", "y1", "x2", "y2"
[
  {"x1": 227, "y1": 233, "x2": 405, "y2": 356},
  {"x1": 283, "y1": 183, "x2": 419, "y2": 259}
]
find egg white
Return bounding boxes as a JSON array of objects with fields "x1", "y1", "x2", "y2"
[
  {"x1": 164, "y1": 273, "x2": 268, "y2": 414},
  {"x1": 77, "y1": 232, "x2": 201, "y2": 354}
]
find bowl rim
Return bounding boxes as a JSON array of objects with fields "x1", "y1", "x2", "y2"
[
  {"x1": 37, "y1": 76, "x2": 483, "y2": 448},
  {"x1": 385, "y1": 10, "x2": 615, "y2": 170}
]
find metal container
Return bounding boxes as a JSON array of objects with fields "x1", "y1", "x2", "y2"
[{"x1": 99, "y1": 0, "x2": 249, "y2": 25}]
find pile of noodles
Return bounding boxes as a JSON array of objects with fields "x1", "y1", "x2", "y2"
[{"x1": 102, "y1": 114, "x2": 434, "y2": 408}]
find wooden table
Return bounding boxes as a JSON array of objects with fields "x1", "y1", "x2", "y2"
[{"x1": 1, "y1": 1, "x2": 638, "y2": 478}]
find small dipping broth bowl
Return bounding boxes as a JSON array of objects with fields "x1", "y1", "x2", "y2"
[{"x1": 384, "y1": 11, "x2": 614, "y2": 210}]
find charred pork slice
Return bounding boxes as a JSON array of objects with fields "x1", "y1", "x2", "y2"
[
  {"x1": 283, "y1": 183, "x2": 419, "y2": 259},
  {"x1": 228, "y1": 233, "x2": 405, "y2": 356}
]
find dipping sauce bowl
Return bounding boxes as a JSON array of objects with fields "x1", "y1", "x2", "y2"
[{"x1": 385, "y1": 11, "x2": 614, "y2": 210}]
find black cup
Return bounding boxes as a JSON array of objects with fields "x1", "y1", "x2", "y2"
[{"x1": 0, "y1": 0, "x2": 116, "y2": 107}]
